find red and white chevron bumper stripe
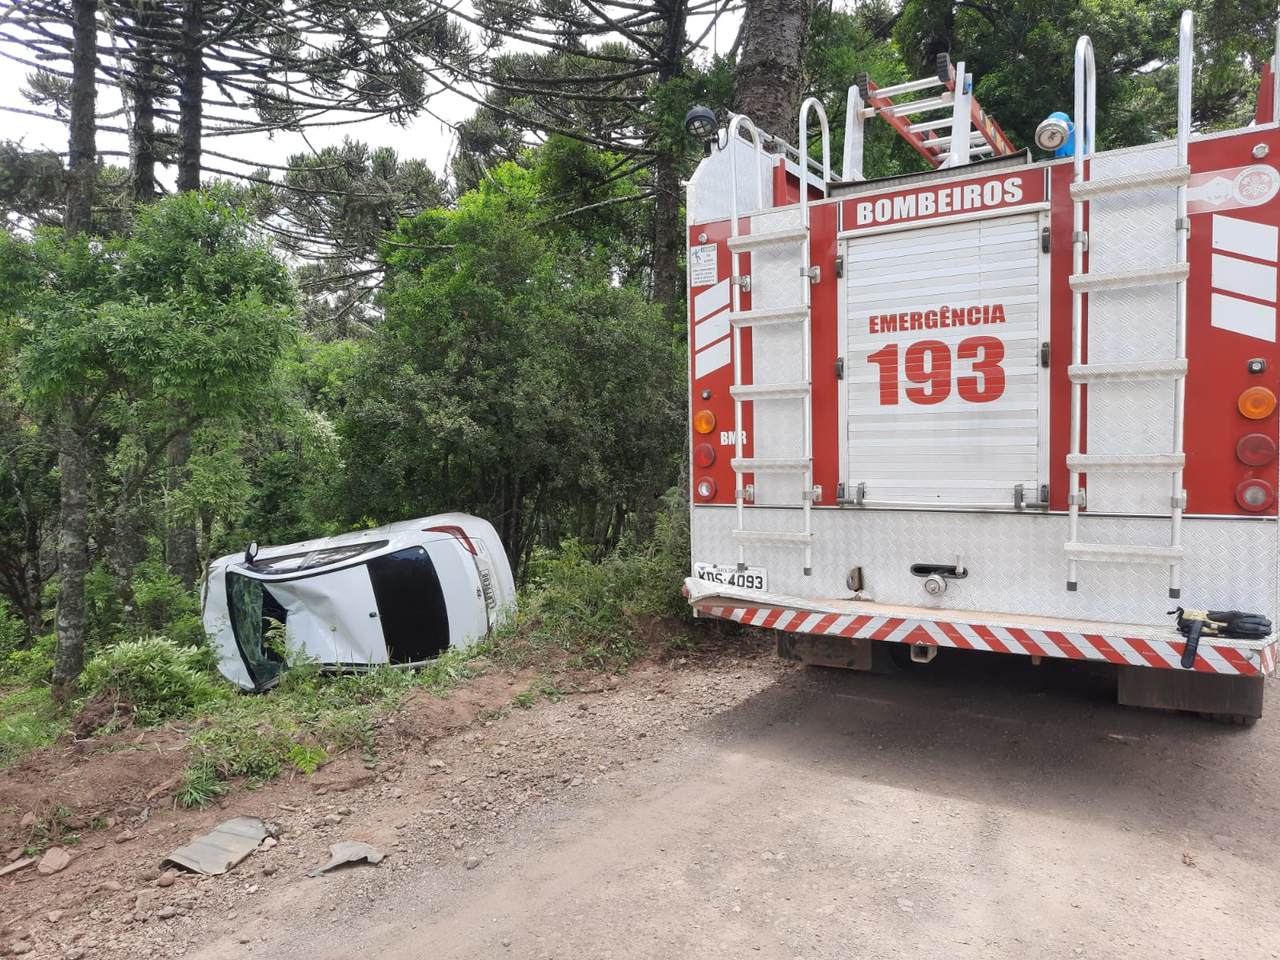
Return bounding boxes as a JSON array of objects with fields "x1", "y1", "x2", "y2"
[{"x1": 700, "y1": 603, "x2": 1278, "y2": 677}]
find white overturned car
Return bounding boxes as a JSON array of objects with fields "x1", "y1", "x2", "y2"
[{"x1": 203, "y1": 514, "x2": 516, "y2": 690}]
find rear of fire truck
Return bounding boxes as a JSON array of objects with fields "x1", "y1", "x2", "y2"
[{"x1": 683, "y1": 11, "x2": 1280, "y2": 722}]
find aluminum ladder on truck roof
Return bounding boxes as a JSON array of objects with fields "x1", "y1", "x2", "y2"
[
  {"x1": 723, "y1": 105, "x2": 833, "y2": 575},
  {"x1": 843, "y1": 53, "x2": 1018, "y2": 178},
  {"x1": 1064, "y1": 10, "x2": 1194, "y2": 599}
]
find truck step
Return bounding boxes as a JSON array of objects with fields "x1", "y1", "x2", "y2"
[
  {"x1": 730, "y1": 529, "x2": 814, "y2": 546},
  {"x1": 1070, "y1": 263, "x2": 1189, "y2": 293},
  {"x1": 730, "y1": 381, "x2": 811, "y2": 401},
  {"x1": 726, "y1": 226, "x2": 808, "y2": 252},
  {"x1": 1066, "y1": 453, "x2": 1185, "y2": 471},
  {"x1": 1065, "y1": 542, "x2": 1185, "y2": 564},
  {"x1": 730, "y1": 306, "x2": 808, "y2": 328},
  {"x1": 731, "y1": 457, "x2": 810, "y2": 473},
  {"x1": 1068, "y1": 359, "x2": 1188, "y2": 383},
  {"x1": 1070, "y1": 164, "x2": 1191, "y2": 200}
]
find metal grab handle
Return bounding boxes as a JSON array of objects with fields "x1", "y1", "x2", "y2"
[
  {"x1": 1072, "y1": 35, "x2": 1096, "y2": 166},
  {"x1": 726, "y1": 114, "x2": 765, "y2": 216},
  {"x1": 797, "y1": 98, "x2": 831, "y2": 223}
]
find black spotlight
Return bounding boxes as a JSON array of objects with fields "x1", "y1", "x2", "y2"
[{"x1": 684, "y1": 105, "x2": 717, "y2": 139}]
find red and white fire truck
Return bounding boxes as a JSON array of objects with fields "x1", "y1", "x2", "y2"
[{"x1": 683, "y1": 11, "x2": 1280, "y2": 721}]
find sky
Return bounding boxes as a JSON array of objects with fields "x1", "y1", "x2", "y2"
[{"x1": 0, "y1": 3, "x2": 743, "y2": 187}]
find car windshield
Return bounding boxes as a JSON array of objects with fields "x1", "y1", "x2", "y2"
[{"x1": 226, "y1": 572, "x2": 288, "y2": 687}]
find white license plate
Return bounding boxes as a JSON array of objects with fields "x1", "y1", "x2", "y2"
[{"x1": 694, "y1": 562, "x2": 768, "y2": 591}]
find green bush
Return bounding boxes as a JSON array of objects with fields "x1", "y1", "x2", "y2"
[
  {"x1": 80, "y1": 636, "x2": 225, "y2": 726},
  {"x1": 0, "y1": 686, "x2": 65, "y2": 768},
  {"x1": 130, "y1": 562, "x2": 209, "y2": 647},
  {"x1": 0, "y1": 600, "x2": 25, "y2": 661},
  {"x1": 495, "y1": 490, "x2": 692, "y2": 671},
  {"x1": 2, "y1": 631, "x2": 55, "y2": 685}
]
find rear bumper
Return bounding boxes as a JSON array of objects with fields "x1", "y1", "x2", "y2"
[{"x1": 685, "y1": 578, "x2": 1279, "y2": 677}]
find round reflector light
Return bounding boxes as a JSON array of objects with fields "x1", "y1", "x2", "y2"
[
  {"x1": 695, "y1": 477, "x2": 717, "y2": 500},
  {"x1": 1237, "y1": 432, "x2": 1277, "y2": 466},
  {"x1": 693, "y1": 442, "x2": 716, "y2": 468},
  {"x1": 1235, "y1": 478, "x2": 1275, "y2": 512},
  {"x1": 693, "y1": 409, "x2": 716, "y2": 434},
  {"x1": 1238, "y1": 386, "x2": 1277, "y2": 420}
]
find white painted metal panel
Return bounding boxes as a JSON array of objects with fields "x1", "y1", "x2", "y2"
[{"x1": 843, "y1": 213, "x2": 1044, "y2": 505}]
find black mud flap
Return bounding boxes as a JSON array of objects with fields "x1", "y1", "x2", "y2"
[{"x1": 1117, "y1": 666, "x2": 1264, "y2": 723}]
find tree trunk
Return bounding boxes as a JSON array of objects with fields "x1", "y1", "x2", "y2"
[
  {"x1": 177, "y1": 0, "x2": 203, "y2": 193},
  {"x1": 650, "y1": 0, "x2": 689, "y2": 322},
  {"x1": 166, "y1": 2, "x2": 206, "y2": 583},
  {"x1": 52, "y1": 417, "x2": 90, "y2": 699},
  {"x1": 64, "y1": 0, "x2": 97, "y2": 236},
  {"x1": 733, "y1": 0, "x2": 812, "y2": 141},
  {"x1": 129, "y1": 23, "x2": 158, "y2": 204},
  {"x1": 53, "y1": 0, "x2": 98, "y2": 699},
  {"x1": 165, "y1": 434, "x2": 199, "y2": 587}
]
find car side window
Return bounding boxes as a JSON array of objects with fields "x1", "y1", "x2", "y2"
[{"x1": 366, "y1": 547, "x2": 450, "y2": 663}]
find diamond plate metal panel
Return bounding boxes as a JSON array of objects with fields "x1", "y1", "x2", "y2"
[
  {"x1": 1083, "y1": 143, "x2": 1182, "y2": 516},
  {"x1": 691, "y1": 505, "x2": 1279, "y2": 627}
]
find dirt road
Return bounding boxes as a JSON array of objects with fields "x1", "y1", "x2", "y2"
[{"x1": 171, "y1": 649, "x2": 1279, "y2": 960}]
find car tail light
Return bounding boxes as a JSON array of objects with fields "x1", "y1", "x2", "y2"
[
  {"x1": 693, "y1": 409, "x2": 716, "y2": 434},
  {"x1": 1236, "y1": 432, "x2": 1277, "y2": 466},
  {"x1": 695, "y1": 477, "x2": 717, "y2": 500},
  {"x1": 423, "y1": 524, "x2": 477, "y2": 555},
  {"x1": 1238, "y1": 386, "x2": 1276, "y2": 420},
  {"x1": 1235, "y1": 479, "x2": 1274, "y2": 512},
  {"x1": 693, "y1": 442, "x2": 716, "y2": 468}
]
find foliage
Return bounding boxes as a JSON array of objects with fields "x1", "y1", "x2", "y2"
[
  {"x1": 1, "y1": 631, "x2": 56, "y2": 686},
  {"x1": 491, "y1": 490, "x2": 692, "y2": 672},
  {"x1": 0, "y1": 685, "x2": 65, "y2": 768},
  {"x1": 891, "y1": 0, "x2": 1279, "y2": 152},
  {"x1": 176, "y1": 761, "x2": 227, "y2": 809},
  {"x1": 79, "y1": 636, "x2": 225, "y2": 726},
  {"x1": 342, "y1": 165, "x2": 682, "y2": 570},
  {"x1": 286, "y1": 742, "x2": 330, "y2": 775}
]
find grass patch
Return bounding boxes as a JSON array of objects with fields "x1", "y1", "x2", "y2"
[
  {"x1": 490, "y1": 497, "x2": 692, "y2": 673},
  {"x1": 176, "y1": 760, "x2": 227, "y2": 809},
  {"x1": 176, "y1": 644, "x2": 489, "y2": 798},
  {"x1": 0, "y1": 686, "x2": 67, "y2": 768},
  {"x1": 22, "y1": 804, "x2": 82, "y2": 855},
  {"x1": 513, "y1": 674, "x2": 564, "y2": 709}
]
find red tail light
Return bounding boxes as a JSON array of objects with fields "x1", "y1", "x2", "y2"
[
  {"x1": 1235, "y1": 479, "x2": 1275, "y2": 512},
  {"x1": 693, "y1": 442, "x2": 716, "y2": 468},
  {"x1": 423, "y1": 525, "x2": 477, "y2": 555},
  {"x1": 1236, "y1": 433, "x2": 1277, "y2": 466}
]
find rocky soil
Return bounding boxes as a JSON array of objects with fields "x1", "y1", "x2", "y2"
[{"x1": 1, "y1": 642, "x2": 782, "y2": 959}]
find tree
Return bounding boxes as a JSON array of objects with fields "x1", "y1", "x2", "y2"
[
  {"x1": 2, "y1": 0, "x2": 473, "y2": 191},
  {"x1": 430, "y1": 1, "x2": 735, "y2": 320},
  {"x1": 339, "y1": 154, "x2": 682, "y2": 573},
  {"x1": 246, "y1": 138, "x2": 448, "y2": 338},
  {"x1": 891, "y1": 0, "x2": 1279, "y2": 151},
  {"x1": 0, "y1": 389, "x2": 58, "y2": 638},
  {"x1": 0, "y1": 190, "x2": 297, "y2": 689},
  {"x1": 734, "y1": 0, "x2": 812, "y2": 140}
]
